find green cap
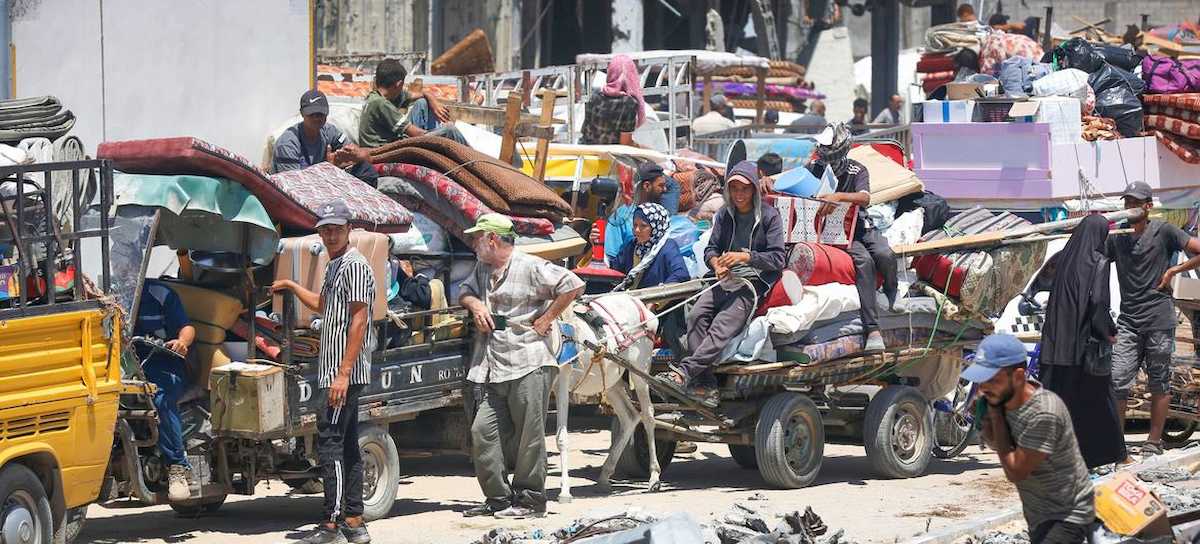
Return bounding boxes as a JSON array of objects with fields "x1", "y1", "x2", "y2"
[{"x1": 463, "y1": 213, "x2": 515, "y2": 236}]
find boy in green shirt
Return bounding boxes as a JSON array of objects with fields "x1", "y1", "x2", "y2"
[{"x1": 358, "y1": 59, "x2": 468, "y2": 148}]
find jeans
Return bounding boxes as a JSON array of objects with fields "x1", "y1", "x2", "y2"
[
  {"x1": 143, "y1": 356, "x2": 189, "y2": 467},
  {"x1": 1029, "y1": 520, "x2": 1089, "y2": 544},
  {"x1": 318, "y1": 384, "x2": 366, "y2": 522},
  {"x1": 407, "y1": 98, "x2": 470, "y2": 146}
]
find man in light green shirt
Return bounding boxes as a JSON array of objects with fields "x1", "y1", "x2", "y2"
[{"x1": 358, "y1": 59, "x2": 468, "y2": 148}]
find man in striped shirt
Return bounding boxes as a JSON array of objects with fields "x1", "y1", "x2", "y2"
[
  {"x1": 272, "y1": 199, "x2": 376, "y2": 544},
  {"x1": 458, "y1": 214, "x2": 585, "y2": 519}
]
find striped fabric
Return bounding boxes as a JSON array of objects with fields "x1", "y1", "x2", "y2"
[
  {"x1": 1153, "y1": 130, "x2": 1200, "y2": 164},
  {"x1": 1145, "y1": 114, "x2": 1200, "y2": 139},
  {"x1": 1143, "y1": 93, "x2": 1200, "y2": 112},
  {"x1": 318, "y1": 247, "x2": 376, "y2": 388},
  {"x1": 1147, "y1": 105, "x2": 1200, "y2": 123}
]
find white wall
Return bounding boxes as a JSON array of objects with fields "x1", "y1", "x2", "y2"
[{"x1": 12, "y1": 0, "x2": 311, "y2": 161}]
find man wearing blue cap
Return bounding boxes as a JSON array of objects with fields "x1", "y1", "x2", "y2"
[{"x1": 962, "y1": 334, "x2": 1093, "y2": 544}]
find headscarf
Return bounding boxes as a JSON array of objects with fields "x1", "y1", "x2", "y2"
[
  {"x1": 602, "y1": 54, "x2": 647, "y2": 126},
  {"x1": 1030, "y1": 214, "x2": 1111, "y2": 366},
  {"x1": 815, "y1": 123, "x2": 852, "y2": 177},
  {"x1": 614, "y1": 202, "x2": 670, "y2": 291}
]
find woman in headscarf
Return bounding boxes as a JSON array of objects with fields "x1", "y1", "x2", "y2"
[
  {"x1": 1024, "y1": 214, "x2": 1128, "y2": 469},
  {"x1": 580, "y1": 54, "x2": 646, "y2": 146},
  {"x1": 610, "y1": 202, "x2": 691, "y2": 364}
]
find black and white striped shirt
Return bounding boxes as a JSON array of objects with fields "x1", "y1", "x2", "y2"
[{"x1": 318, "y1": 247, "x2": 376, "y2": 388}]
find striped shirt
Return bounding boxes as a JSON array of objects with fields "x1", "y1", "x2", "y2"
[
  {"x1": 318, "y1": 247, "x2": 376, "y2": 388},
  {"x1": 1006, "y1": 384, "x2": 1095, "y2": 530}
]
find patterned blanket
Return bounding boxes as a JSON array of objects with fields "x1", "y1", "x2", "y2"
[
  {"x1": 374, "y1": 163, "x2": 554, "y2": 236},
  {"x1": 1152, "y1": 130, "x2": 1200, "y2": 164},
  {"x1": 99, "y1": 137, "x2": 412, "y2": 232},
  {"x1": 1143, "y1": 93, "x2": 1200, "y2": 112},
  {"x1": 1146, "y1": 114, "x2": 1200, "y2": 139},
  {"x1": 1147, "y1": 105, "x2": 1200, "y2": 123}
]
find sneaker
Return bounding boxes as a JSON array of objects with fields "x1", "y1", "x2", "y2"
[
  {"x1": 864, "y1": 331, "x2": 886, "y2": 352},
  {"x1": 463, "y1": 503, "x2": 506, "y2": 518},
  {"x1": 167, "y1": 465, "x2": 191, "y2": 502},
  {"x1": 493, "y1": 505, "x2": 546, "y2": 519},
  {"x1": 295, "y1": 524, "x2": 347, "y2": 544},
  {"x1": 1142, "y1": 442, "x2": 1165, "y2": 457},
  {"x1": 339, "y1": 522, "x2": 371, "y2": 544}
]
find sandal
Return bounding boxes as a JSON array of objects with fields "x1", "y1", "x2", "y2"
[{"x1": 654, "y1": 369, "x2": 690, "y2": 398}]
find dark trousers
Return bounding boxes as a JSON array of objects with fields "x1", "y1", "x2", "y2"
[
  {"x1": 318, "y1": 384, "x2": 365, "y2": 522},
  {"x1": 678, "y1": 285, "x2": 756, "y2": 385},
  {"x1": 470, "y1": 368, "x2": 551, "y2": 511},
  {"x1": 846, "y1": 228, "x2": 897, "y2": 332},
  {"x1": 1030, "y1": 520, "x2": 1089, "y2": 544}
]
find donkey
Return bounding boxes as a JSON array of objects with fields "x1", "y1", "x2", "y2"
[{"x1": 551, "y1": 292, "x2": 663, "y2": 501}]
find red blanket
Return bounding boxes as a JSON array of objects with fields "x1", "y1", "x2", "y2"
[
  {"x1": 1143, "y1": 93, "x2": 1200, "y2": 112},
  {"x1": 375, "y1": 163, "x2": 555, "y2": 235}
]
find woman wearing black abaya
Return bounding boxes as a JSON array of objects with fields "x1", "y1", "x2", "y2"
[{"x1": 1025, "y1": 214, "x2": 1129, "y2": 469}]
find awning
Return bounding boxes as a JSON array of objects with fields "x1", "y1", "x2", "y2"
[{"x1": 113, "y1": 173, "x2": 278, "y2": 265}]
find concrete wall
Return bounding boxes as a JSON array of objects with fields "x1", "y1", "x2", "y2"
[
  {"x1": 316, "y1": 0, "x2": 429, "y2": 58},
  {"x1": 11, "y1": 0, "x2": 311, "y2": 160},
  {"x1": 437, "y1": 0, "x2": 521, "y2": 72}
]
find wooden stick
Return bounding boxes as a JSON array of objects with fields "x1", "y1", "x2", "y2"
[
  {"x1": 702, "y1": 75, "x2": 713, "y2": 113},
  {"x1": 532, "y1": 89, "x2": 556, "y2": 183},
  {"x1": 1069, "y1": 16, "x2": 1112, "y2": 35},
  {"x1": 892, "y1": 208, "x2": 1145, "y2": 257},
  {"x1": 755, "y1": 68, "x2": 766, "y2": 125},
  {"x1": 498, "y1": 91, "x2": 523, "y2": 166}
]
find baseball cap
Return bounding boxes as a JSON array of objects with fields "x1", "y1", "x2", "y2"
[
  {"x1": 315, "y1": 199, "x2": 351, "y2": 228},
  {"x1": 463, "y1": 213, "x2": 515, "y2": 236},
  {"x1": 987, "y1": 13, "x2": 1010, "y2": 26},
  {"x1": 1120, "y1": 181, "x2": 1153, "y2": 202},
  {"x1": 300, "y1": 89, "x2": 329, "y2": 116},
  {"x1": 961, "y1": 334, "x2": 1028, "y2": 383},
  {"x1": 636, "y1": 162, "x2": 665, "y2": 183}
]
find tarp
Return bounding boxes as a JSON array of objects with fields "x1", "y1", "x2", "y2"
[{"x1": 113, "y1": 173, "x2": 279, "y2": 265}]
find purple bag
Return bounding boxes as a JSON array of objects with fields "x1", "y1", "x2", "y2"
[{"x1": 1141, "y1": 54, "x2": 1200, "y2": 94}]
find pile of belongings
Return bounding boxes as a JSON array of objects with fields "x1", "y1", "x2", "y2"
[
  {"x1": 694, "y1": 60, "x2": 824, "y2": 112},
  {"x1": 1045, "y1": 38, "x2": 1146, "y2": 137},
  {"x1": 0, "y1": 100, "x2": 91, "y2": 232},
  {"x1": 0, "y1": 96, "x2": 76, "y2": 144},
  {"x1": 920, "y1": 21, "x2": 1045, "y2": 88}
]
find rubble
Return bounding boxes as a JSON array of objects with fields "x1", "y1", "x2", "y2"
[
  {"x1": 963, "y1": 531, "x2": 1030, "y2": 544},
  {"x1": 1136, "y1": 466, "x2": 1192, "y2": 484}
]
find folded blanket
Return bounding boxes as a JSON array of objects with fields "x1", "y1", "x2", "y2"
[
  {"x1": 1146, "y1": 114, "x2": 1200, "y2": 139},
  {"x1": 1147, "y1": 105, "x2": 1200, "y2": 123},
  {"x1": 374, "y1": 146, "x2": 512, "y2": 214},
  {"x1": 925, "y1": 22, "x2": 983, "y2": 53},
  {"x1": 1143, "y1": 93, "x2": 1200, "y2": 112},
  {"x1": 370, "y1": 135, "x2": 571, "y2": 220},
  {"x1": 1153, "y1": 130, "x2": 1200, "y2": 164},
  {"x1": 375, "y1": 163, "x2": 555, "y2": 235},
  {"x1": 777, "y1": 327, "x2": 985, "y2": 365}
]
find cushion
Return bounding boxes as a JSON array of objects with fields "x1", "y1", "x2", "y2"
[{"x1": 99, "y1": 137, "x2": 413, "y2": 232}]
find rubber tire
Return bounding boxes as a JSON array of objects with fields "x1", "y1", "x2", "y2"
[
  {"x1": 53, "y1": 506, "x2": 87, "y2": 544},
  {"x1": 1163, "y1": 418, "x2": 1199, "y2": 448},
  {"x1": 610, "y1": 417, "x2": 677, "y2": 480},
  {"x1": 864, "y1": 386, "x2": 934, "y2": 479},
  {"x1": 0, "y1": 464, "x2": 54, "y2": 544},
  {"x1": 931, "y1": 379, "x2": 978, "y2": 460},
  {"x1": 169, "y1": 495, "x2": 226, "y2": 517},
  {"x1": 728, "y1": 444, "x2": 758, "y2": 469},
  {"x1": 359, "y1": 426, "x2": 400, "y2": 522},
  {"x1": 754, "y1": 392, "x2": 824, "y2": 489}
]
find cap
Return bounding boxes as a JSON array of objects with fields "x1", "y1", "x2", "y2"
[
  {"x1": 987, "y1": 13, "x2": 1010, "y2": 26},
  {"x1": 636, "y1": 162, "x2": 665, "y2": 183},
  {"x1": 1120, "y1": 181, "x2": 1153, "y2": 202},
  {"x1": 463, "y1": 213, "x2": 515, "y2": 236},
  {"x1": 961, "y1": 334, "x2": 1028, "y2": 383},
  {"x1": 300, "y1": 89, "x2": 329, "y2": 116},
  {"x1": 315, "y1": 199, "x2": 351, "y2": 228}
]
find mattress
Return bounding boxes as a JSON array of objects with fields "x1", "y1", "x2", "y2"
[
  {"x1": 1143, "y1": 93, "x2": 1200, "y2": 111},
  {"x1": 776, "y1": 327, "x2": 984, "y2": 366},
  {"x1": 917, "y1": 54, "x2": 956, "y2": 73},
  {"x1": 849, "y1": 145, "x2": 924, "y2": 205},
  {"x1": 0, "y1": 96, "x2": 76, "y2": 143},
  {"x1": 373, "y1": 147, "x2": 512, "y2": 214},
  {"x1": 775, "y1": 300, "x2": 991, "y2": 346},
  {"x1": 786, "y1": 242, "x2": 855, "y2": 286},
  {"x1": 374, "y1": 163, "x2": 555, "y2": 236},
  {"x1": 99, "y1": 137, "x2": 413, "y2": 232},
  {"x1": 1146, "y1": 114, "x2": 1200, "y2": 139}
]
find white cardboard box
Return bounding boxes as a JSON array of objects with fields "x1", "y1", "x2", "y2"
[{"x1": 921, "y1": 100, "x2": 976, "y2": 123}]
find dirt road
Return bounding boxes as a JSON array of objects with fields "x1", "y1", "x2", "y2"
[{"x1": 80, "y1": 430, "x2": 1015, "y2": 544}]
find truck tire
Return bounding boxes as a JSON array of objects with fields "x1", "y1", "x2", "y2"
[
  {"x1": 359, "y1": 426, "x2": 400, "y2": 522},
  {"x1": 169, "y1": 495, "x2": 226, "y2": 517},
  {"x1": 0, "y1": 464, "x2": 54, "y2": 544},
  {"x1": 754, "y1": 392, "x2": 824, "y2": 489},
  {"x1": 728, "y1": 445, "x2": 758, "y2": 469},
  {"x1": 864, "y1": 386, "x2": 933, "y2": 479},
  {"x1": 610, "y1": 417, "x2": 676, "y2": 479},
  {"x1": 1163, "y1": 419, "x2": 1198, "y2": 448},
  {"x1": 53, "y1": 506, "x2": 87, "y2": 544}
]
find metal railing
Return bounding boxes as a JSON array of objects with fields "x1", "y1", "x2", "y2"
[
  {"x1": 691, "y1": 123, "x2": 913, "y2": 164},
  {"x1": 459, "y1": 64, "x2": 580, "y2": 143},
  {"x1": 578, "y1": 53, "x2": 695, "y2": 151}
]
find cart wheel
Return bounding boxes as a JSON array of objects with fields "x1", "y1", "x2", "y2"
[
  {"x1": 610, "y1": 417, "x2": 676, "y2": 479},
  {"x1": 864, "y1": 386, "x2": 934, "y2": 479},
  {"x1": 1163, "y1": 418, "x2": 1199, "y2": 448},
  {"x1": 169, "y1": 494, "x2": 226, "y2": 517},
  {"x1": 728, "y1": 445, "x2": 758, "y2": 469},
  {"x1": 359, "y1": 426, "x2": 400, "y2": 521},
  {"x1": 931, "y1": 378, "x2": 978, "y2": 459},
  {"x1": 755, "y1": 392, "x2": 824, "y2": 489},
  {"x1": 0, "y1": 464, "x2": 54, "y2": 544}
]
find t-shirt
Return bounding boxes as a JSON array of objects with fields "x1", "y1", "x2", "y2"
[
  {"x1": 1105, "y1": 219, "x2": 1192, "y2": 331},
  {"x1": 785, "y1": 114, "x2": 826, "y2": 134},
  {"x1": 1006, "y1": 385, "x2": 1095, "y2": 530},
  {"x1": 272, "y1": 122, "x2": 379, "y2": 186},
  {"x1": 691, "y1": 111, "x2": 736, "y2": 136},
  {"x1": 358, "y1": 90, "x2": 414, "y2": 148},
  {"x1": 732, "y1": 210, "x2": 755, "y2": 250},
  {"x1": 807, "y1": 158, "x2": 871, "y2": 234},
  {"x1": 318, "y1": 248, "x2": 376, "y2": 388},
  {"x1": 580, "y1": 94, "x2": 639, "y2": 145}
]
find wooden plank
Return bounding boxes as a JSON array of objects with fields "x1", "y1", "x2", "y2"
[
  {"x1": 443, "y1": 102, "x2": 562, "y2": 127},
  {"x1": 891, "y1": 208, "x2": 1145, "y2": 257},
  {"x1": 716, "y1": 361, "x2": 795, "y2": 375},
  {"x1": 755, "y1": 68, "x2": 766, "y2": 125},
  {"x1": 532, "y1": 89, "x2": 557, "y2": 183},
  {"x1": 498, "y1": 93, "x2": 523, "y2": 166},
  {"x1": 702, "y1": 75, "x2": 713, "y2": 113}
]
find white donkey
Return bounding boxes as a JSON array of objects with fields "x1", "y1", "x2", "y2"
[{"x1": 551, "y1": 292, "x2": 663, "y2": 501}]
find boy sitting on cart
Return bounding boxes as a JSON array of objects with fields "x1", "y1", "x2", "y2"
[{"x1": 656, "y1": 160, "x2": 786, "y2": 408}]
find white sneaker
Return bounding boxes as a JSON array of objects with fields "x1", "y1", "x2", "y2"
[{"x1": 167, "y1": 465, "x2": 191, "y2": 502}]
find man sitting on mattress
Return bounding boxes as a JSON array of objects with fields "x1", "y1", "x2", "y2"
[
  {"x1": 806, "y1": 123, "x2": 897, "y2": 353},
  {"x1": 272, "y1": 89, "x2": 380, "y2": 186},
  {"x1": 656, "y1": 160, "x2": 786, "y2": 408},
  {"x1": 357, "y1": 59, "x2": 469, "y2": 148}
]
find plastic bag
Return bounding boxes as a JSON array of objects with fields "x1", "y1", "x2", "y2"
[
  {"x1": 1093, "y1": 86, "x2": 1144, "y2": 138},
  {"x1": 1054, "y1": 38, "x2": 1105, "y2": 73},
  {"x1": 1032, "y1": 68, "x2": 1090, "y2": 101},
  {"x1": 1089, "y1": 63, "x2": 1146, "y2": 95},
  {"x1": 1097, "y1": 44, "x2": 1143, "y2": 72}
]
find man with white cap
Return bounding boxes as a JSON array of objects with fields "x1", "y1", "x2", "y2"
[
  {"x1": 272, "y1": 199, "x2": 376, "y2": 544},
  {"x1": 459, "y1": 213, "x2": 585, "y2": 519},
  {"x1": 963, "y1": 334, "x2": 1093, "y2": 544},
  {"x1": 691, "y1": 93, "x2": 737, "y2": 135}
]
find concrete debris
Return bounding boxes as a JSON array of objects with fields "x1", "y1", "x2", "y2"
[
  {"x1": 963, "y1": 530, "x2": 1030, "y2": 544},
  {"x1": 747, "y1": 492, "x2": 769, "y2": 501},
  {"x1": 1136, "y1": 466, "x2": 1193, "y2": 484}
]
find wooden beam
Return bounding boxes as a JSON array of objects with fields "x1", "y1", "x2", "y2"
[
  {"x1": 892, "y1": 208, "x2": 1145, "y2": 257},
  {"x1": 498, "y1": 93, "x2": 523, "y2": 166},
  {"x1": 755, "y1": 67, "x2": 766, "y2": 125},
  {"x1": 442, "y1": 102, "x2": 563, "y2": 127},
  {"x1": 532, "y1": 88, "x2": 556, "y2": 183},
  {"x1": 702, "y1": 75, "x2": 713, "y2": 113}
]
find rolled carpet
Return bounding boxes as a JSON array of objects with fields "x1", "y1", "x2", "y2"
[
  {"x1": 370, "y1": 135, "x2": 571, "y2": 220},
  {"x1": 375, "y1": 163, "x2": 555, "y2": 235},
  {"x1": 373, "y1": 146, "x2": 512, "y2": 214}
]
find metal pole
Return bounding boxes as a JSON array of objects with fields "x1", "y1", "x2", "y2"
[
  {"x1": 1042, "y1": 7, "x2": 1054, "y2": 53},
  {"x1": 869, "y1": 0, "x2": 900, "y2": 119}
]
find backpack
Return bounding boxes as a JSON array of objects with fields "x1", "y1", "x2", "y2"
[{"x1": 1141, "y1": 54, "x2": 1200, "y2": 94}]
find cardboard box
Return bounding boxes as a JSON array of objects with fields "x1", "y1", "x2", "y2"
[
  {"x1": 922, "y1": 100, "x2": 976, "y2": 123},
  {"x1": 1094, "y1": 472, "x2": 1171, "y2": 537},
  {"x1": 1174, "y1": 275, "x2": 1200, "y2": 301},
  {"x1": 946, "y1": 82, "x2": 984, "y2": 100},
  {"x1": 211, "y1": 362, "x2": 285, "y2": 436}
]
